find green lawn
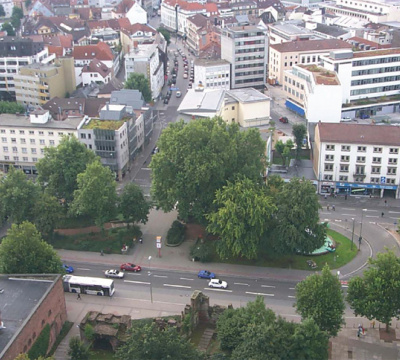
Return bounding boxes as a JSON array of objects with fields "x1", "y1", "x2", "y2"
[
  {"x1": 211, "y1": 229, "x2": 357, "y2": 270},
  {"x1": 89, "y1": 350, "x2": 115, "y2": 360}
]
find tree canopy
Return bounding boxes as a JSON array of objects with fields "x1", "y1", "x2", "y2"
[
  {"x1": 150, "y1": 117, "x2": 266, "y2": 223},
  {"x1": 275, "y1": 139, "x2": 294, "y2": 166},
  {"x1": 124, "y1": 73, "x2": 152, "y2": 102},
  {"x1": 0, "y1": 222, "x2": 63, "y2": 274},
  {"x1": 270, "y1": 177, "x2": 325, "y2": 254},
  {"x1": 347, "y1": 249, "x2": 400, "y2": 332},
  {"x1": 11, "y1": 6, "x2": 23, "y2": 28},
  {"x1": 295, "y1": 264, "x2": 345, "y2": 336},
  {"x1": 207, "y1": 177, "x2": 276, "y2": 259},
  {"x1": 157, "y1": 27, "x2": 171, "y2": 44},
  {"x1": 115, "y1": 323, "x2": 204, "y2": 360},
  {"x1": 36, "y1": 136, "x2": 96, "y2": 204},
  {"x1": 68, "y1": 337, "x2": 90, "y2": 360},
  {"x1": 292, "y1": 123, "x2": 307, "y2": 158},
  {"x1": 118, "y1": 183, "x2": 150, "y2": 226},
  {"x1": 70, "y1": 160, "x2": 117, "y2": 229},
  {"x1": 0, "y1": 101, "x2": 25, "y2": 114},
  {"x1": 1, "y1": 22, "x2": 15, "y2": 36},
  {"x1": 33, "y1": 192, "x2": 63, "y2": 237}
]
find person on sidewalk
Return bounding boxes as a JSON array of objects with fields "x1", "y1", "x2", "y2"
[
  {"x1": 332, "y1": 205, "x2": 335, "y2": 211},
  {"x1": 381, "y1": 212, "x2": 384, "y2": 217},
  {"x1": 77, "y1": 293, "x2": 81, "y2": 300},
  {"x1": 139, "y1": 237, "x2": 143, "y2": 244}
]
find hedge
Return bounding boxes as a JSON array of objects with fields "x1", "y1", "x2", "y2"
[
  {"x1": 28, "y1": 323, "x2": 50, "y2": 360},
  {"x1": 165, "y1": 220, "x2": 186, "y2": 246}
]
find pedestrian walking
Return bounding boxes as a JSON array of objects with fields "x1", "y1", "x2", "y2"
[
  {"x1": 384, "y1": 199, "x2": 387, "y2": 206},
  {"x1": 324, "y1": 194, "x2": 327, "y2": 200},
  {"x1": 327, "y1": 205, "x2": 330, "y2": 211},
  {"x1": 77, "y1": 293, "x2": 81, "y2": 300},
  {"x1": 100, "y1": 249, "x2": 104, "y2": 256},
  {"x1": 345, "y1": 194, "x2": 348, "y2": 200},
  {"x1": 381, "y1": 212, "x2": 384, "y2": 217},
  {"x1": 139, "y1": 237, "x2": 143, "y2": 244},
  {"x1": 332, "y1": 204, "x2": 335, "y2": 211}
]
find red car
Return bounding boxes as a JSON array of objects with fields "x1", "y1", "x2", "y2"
[
  {"x1": 120, "y1": 263, "x2": 142, "y2": 272},
  {"x1": 279, "y1": 116, "x2": 289, "y2": 123}
]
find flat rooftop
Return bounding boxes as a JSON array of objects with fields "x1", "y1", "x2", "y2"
[
  {"x1": 82, "y1": 118, "x2": 125, "y2": 130},
  {"x1": 299, "y1": 65, "x2": 340, "y2": 85},
  {"x1": 353, "y1": 47, "x2": 400, "y2": 58},
  {"x1": 0, "y1": 275, "x2": 57, "y2": 357},
  {"x1": 0, "y1": 113, "x2": 82, "y2": 129}
]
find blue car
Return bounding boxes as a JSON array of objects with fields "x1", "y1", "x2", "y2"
[
  {"x1": 198, "y1": 270, "x2": 215, "y2": 279},
  {"x1": 63, "y1": 264, "x2": 74, "y2": 274}
]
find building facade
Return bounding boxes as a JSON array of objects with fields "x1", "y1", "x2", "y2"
[
  {"x1": 194, "y1": 59, "x2": 230, "y2": 90},
  {"x1": 221, "y1": 25, "x2": 268, "y2": 90},
  {"x1": 313, "y1": 122, "x2": 400, "y2": 198}
]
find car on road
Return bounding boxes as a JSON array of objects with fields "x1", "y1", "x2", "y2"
[
  {"x1": 188, "y1": 83, "x2": 192, "y2": 89},
  {"x1": 198, "y1": 270, "x2": 215, "y2": 279},
  {"x1": 164, "y1": 97, "x2": 169, "y2": 104},
  {"x1": 279, "y1": 116, "x2": 289, "y2": 123},
  {"x1": 63, "y1": 264, "x2": 74, "y2": 273},
  {"x1": 105, "y1": 269, "x2": 125, "y2": 278},
  {"x1": 120, "y1": 263, "x2": 142, "y2": 272},
  {"x1": 208, "y1": 279, "x2": 228, "y2": 289},
  {"x1": 176, "y1": 91, "x2": 182, "y2": 97},
  {"x1": 183, "y1": 73, "x2": 188, "y2": 79},
  {"x1": 340, "y1": 116, "x2": 353, "y2": 122}
]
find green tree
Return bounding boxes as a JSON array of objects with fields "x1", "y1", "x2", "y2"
[
  {"x1": 274, "y1": 139, "x2": 294, "y2": 166},
  {"x1": 33, "y1": 192, "x2": 63, "y2": 237},
  {"x1": 347, "y1": 249, "x2": 400, "y2": 332},
  {"x1": 118, "y1": 183, "x2": 150, "y2": 226},
  {"x1": 124, "y1": 73, "x2": 152, "y2": 102},
  {"x1": 295, "y1": 264, "x2": 345, "y2": 336},
  {"x1": 206, "y1": 177, "x2": 276, "y2": 259},
  {"x1": 36, "y1": 136, "x2": 97, "y2": 204},
  {"x1": 150, "y1": 118, "x2": 266, "y2": 223},
  {"x1": 270, "y1": 177, "x2": 325, "y2": 254},
  {"x1": 0, "y1": 168, "x2": 39, "y2": 224},
  {"x1": 0, "y1": 222, "x2": 63, "y2": 274},
  {"x1": 116, "y1": 323, "x2": 204, "y2": 360},
  {"x1": 0, "y1": 101, "x2": 25, "y2": 114},
  {"x1": 11, "y1": 6, "x2": 23, "y2": 28},
  {"x1": 292, "y1": 123, "x2": 307, "y2": 158},
  {"x1": 70, "y1": 160, "x2": 117, "y2": 230},
  {"x1": 266, "y1": 174, "x2": 284, "y2": 196},
  {"x1": 0, "y1": 4, "x2": 6, "y2": 16},
  {"x1": 24, "y1": 0, "x2": 32, "y2": 8},
  {"x1": 1, "y1": 22, "x2": 15, "y2": 36},
  {"x1": 67, "y1": 337, "x2": 90, "y2": 360},
  {"x1": 157, "y1": 27, "x2": 171, "y2": 44},
  {"x1": 14, "y1": 354, "x2": 54, "y2": 360}
]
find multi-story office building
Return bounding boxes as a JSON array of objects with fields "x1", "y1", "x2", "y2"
[
  {"x1": 0, "y1": 37, "x2": 55, "y2": 101},
  {"x1": 125, "y1": 43, "x2": 164, "y2": 100},
  {"x1": 0, "y1": 0, "x2": 14, "y2": 18},
  {"x1": 321, "y1": 48, "x2": 400, "y2": 119},
  {"x1": 313, "y1": 122, "x2": 400, "y2": 198},
  {"x1": 0, "y1": 110, "x2": 81, "y2": 174},
  {"x1": 221, "y1": 25, "x2": 268, "y2": 90},
  {"x1": 194, "y1": 59, "x2": 230, "y2": 90},
  {"x1": 14, "y1": 57, "x2": 76, "y2": 107}
]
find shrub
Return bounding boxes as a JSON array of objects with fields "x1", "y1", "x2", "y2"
[
  {"x1": 28, "y1": 324, "x2": 50, "y2": 359},
  {"x1": 84, "y1": 324, "x2": 95, "y2": 341},
  {"x1": 190, "y1": 239, "x2": 213, "y2": 262},
  {"x1": 166, "y1": 220, "x2": 186, "y2": 246}
]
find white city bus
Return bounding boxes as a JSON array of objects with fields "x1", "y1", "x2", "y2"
[{"x1": 62, "y1": 275, "x2": 115, "y2": 296}]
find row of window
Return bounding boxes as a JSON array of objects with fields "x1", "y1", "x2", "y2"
[
  {"x1": 235, "y1": 70, "x2": 264, "y2": 77},
  {"x1": 352, "y1": 57, "x2": 400, "y2": 67},
  {"x1": 323, "y1": 174, "x2": 396, "y2": 184},
  {"x1": 352, "y1": 66, "x2": 400, "y2": 76},
  {"x1": 351, "y1": 75, "x2": 400, "y2": 86},
  {"x1": 2, "y1": 156, "x2": 39, "y2": 162},
  {"x1": 350, "y1": 84, "x2": 400, "y2": 96},
  {"x1": 0, "y1": 129, "x2": 69, "y2": 136},
  {"x1": 325, "y1": 144, "x2": 399, "y2": 154},
  {"x1": 324, "y1": 163, "x2": 397, "y2": 175},
  {"x1": 235, "y1": 56, "x2": 264, "y2": 62},
  {"x1": 235, "y1": 77, "x2": 264, "y2": 84},
  {"x1": 206, "y1": 82, "x2": 229, "y2": 87},
  {"x1": 285, "y1": 86, "x2": 304, "y2": 100},
  {"x1": 2, "y1": 138, "x2": 54, "y2": 145},
  {"x1": 235, "y1": 48, "x2": 265, "y2": 54},
  {"x1": 3, "y1": 146, "x2": 45, "y2": 154},
  {"x1": 325, "y1": 154, "x2": 398, "y2": 164}
]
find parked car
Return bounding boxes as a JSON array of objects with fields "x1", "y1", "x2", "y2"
[
  {"x1": 279, "y1": 116, "x2": 289, "y2": 123},
  {"x1": 198, "y1": 270, "x2": 215, "y2": 279},
  {"x1": 120, "y1": 263, "x2": 142, "y2": 272},
  {"x1": 176, "y1": 91, "x2": 182, "y2": 98},
  {"x1": 62, "y1": 264, "x2": 74, "y2": 274},
  {"x1": 164, "y1": 98, "x2": 169, "y2": 104},
  {"x1": 340, "y1": 117, "x2": 352, "y2": 122},
  {"x1": 208, "y1": 279, "x2": 228, "y2": 289},
  {"x1": 105, "y1": 269, "x2": 125, "y2": 278},
  {"x1": 183, "y1": 73, "x2": 188, "y2": 79},
  {"x1": 188, "y1": 83, "x2": 192, "y2": 89},
  {"x1": 360, "y1": 113, "x2": 370, "y2": 119}
]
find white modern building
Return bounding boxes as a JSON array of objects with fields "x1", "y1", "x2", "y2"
[
  {"x1": 221, "y1": 25, "x2": 268, "y2": 90},
  {"x1": 283, "y1": 64, "x2": 342, "y2": 123},
  {"x1": 126, "y1": 1, "x2": 148, "y2": 25},
  {"x1": 0, "y1": 111, "x2": 81, "y2": 174},
  {"x1": 313, "y1": 122, "x2": 400, "y2": 198},
  {"x1": 194, "y1": 59, "x2": 230, "y2": 90},
  {"x1": 125, "y1": 43, "x2": 164, "y2": 100},
  {"x1": 0, "y1": 0, "x2": 14, "y2": 17}
]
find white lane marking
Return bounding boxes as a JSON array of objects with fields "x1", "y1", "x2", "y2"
[
  {"x1": 365, "y1": 209, "x2": 378, "y2": 212},
  {"x1": 76, "y1": 268, "x2": 91, "y2": 271},
  {"x1": 246, "y1": 292, "x2": 274, "y2": 297},
  {"x1": 320, "y1": 212, "x2": 330, "y2": 215},
  {"x1": 180, "y1": 277, "x2": 194, "y2": 281},
  {"x1": 163, "y1": 284, "x2": 192, "y2": 289},
  {"x1": 126, "y1": 273, "x2": 142, "y2": 276},
  {"x1": 204, "y1": 288, "x2": 232, "y2": 293},
  {"x1": 342, "y1": 214, "x2": 356, "y2": 216},
  {"x1": 153, "y1": 275, "x2": 167, "y2": 278},
  {"x1": 390, "y1": 217, "x2": 399, "y2": 220},
  {"x1": 288, "y1": 296, "x2": 296, "y2": 299},
  {"x1": 261, "y1": 285, "x2": 275, "y2": 288},
  {"x1": 389, "y1": 211, "x2": 400, "y2": 214},
  {"x1": 289, "y1": 288, "x2": 295, "y2": 290},
  {"x1": 234, "y1": 283, "x2": 249, "y2": 286},
  {"x1": 335, "y1": 220, "x2": 342, "y2": 222},
  {"x1": 124, "y1": 280, "x2": 150, "y2": 285},
  {"x1": 366, "y1": 215, "x2": 379, "y2": 218},
  {"x1": 141, "y1": 168, "x2": 152, "y2": 171},
  {"x1": 342, "y1": 208, "x2": 356, "y2": 211},
  {"x1": 369, "y1": 222, "x2": 376, "y2": 224}
]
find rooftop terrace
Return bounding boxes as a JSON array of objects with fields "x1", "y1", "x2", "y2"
[{"x1": 82, "y1": 118, "x2": 125, "y2": 130}]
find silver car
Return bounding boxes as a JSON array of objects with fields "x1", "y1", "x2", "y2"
[{"x1": 105, "y1": 269, "x2": 125, "y2": 279}]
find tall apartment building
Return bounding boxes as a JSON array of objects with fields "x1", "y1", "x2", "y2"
[
  {"x1": 0, "y1": 37, "x2": 55, "y2": 101},
  {"x1": 0, "y1": 110, "x2": 81, "y2": 174},
  {"x1": 321, "y1": 48, "x2": 400, "y2": 119},
  {"x1": 14, "y1": 57, "x2": 76, "y2": 107},
  {"x1": 125, "y1": 43, "x2": 164, "y2": 100},
  {"x1": 313, "y1": 122, "x2": 400, "y2": 198},
  {"x1": 221, "y1": 25, "x2": 268, "y2": 90}
]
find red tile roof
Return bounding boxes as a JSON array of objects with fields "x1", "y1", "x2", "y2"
[
  {"x1": 82, "y1": 59, "x2": 111, "y2": 78},
  {"x1": 121, "y1": 22, "x2": 156, "y2": 35},
  {"x1": 347, "y1": 36, "x2": 392, "y2": 50},
  {"x1": 317, "y1": 122, "x2": 400, "y2": 146},
  {"x1": 205, "y1": 3, "x2": 218, "y2": 13},
  {"x1": 163, "y1": 0, "x2": 205, "y2": 11},
  {"x1": 47, "y1": 45, "x2": 63, "y2": 57},
  {"x1": 114, "y1": 0, "x2": 134, "y2": 13},
  {"x1": 74, "y1": 7, "x2": 91, "y2": 20},
  {"x1": 72, "y1": 42, "x2": 114, "y2": 61}
]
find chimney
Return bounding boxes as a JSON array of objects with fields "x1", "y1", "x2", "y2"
[{"x1": 133, "y1": 41, "x2": 139, "y2": 52}]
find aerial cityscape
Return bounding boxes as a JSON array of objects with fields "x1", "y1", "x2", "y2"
[{"x1": 0, "y1": 0, "x2": 400, "y2": 358}]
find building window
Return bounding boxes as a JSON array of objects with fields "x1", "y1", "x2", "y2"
[
  {"x1": 341, "y1": 155, "x2": 350, "y2": 162},
  {"x1": 324, "y1": 163, "x2": 333, "y2": 171},
  {"x1": 31, "y1": 148, "x2": 37, "y2": 154},
  {"x1": 3, "y1": 146, "x2": 8, "y2": 152},
  {"x1": 372, "y1": 157, "x2": 381, "y2": 163},
  {"x1": 11, "y1": 138, "x2": 16, "y2": 143},
  {"x1": 0, "y1": 130, "x2": 5, "y2": 133},
  {"x1": 326, "y1": 144, "x2": 335, "y2": 151},
  {"x1": 23, "y1": 157, "x2": 28, "y2": 161},
  {"x1": 38, "y1": 131, "x2": 44, "y2": 135},
  {"x1": 371, "y1": 166, "x2": 381, "y2": 174},
  {"x1": 30, "y1": 139, "x2": 35, "y2": 144},
  {"x1": 231, "y1": 106, "x2": 235, "y2": 110},
  {"x1": 12, "y1": 147, "x2": 17, "y2": 153},
  {"x1": 355, "y1": 165, "x2": 365, "y2": 175},
  {"x1": 1, "y1": 137, "x2": 6, "y2": 143},
  {"x1": 80, "y1": 134, "x2": 86, "y2": 139},
  {"x1": 4, "y1": 156, "x2": 9, "y2": 160},
  {"x1": 354, "y1": 177, "x2": 364, "y2": 183},
  {"x1": 49, "y1": 140, "x2": 55, "y2": 145},
  {"x1": 339, "y1": 175, "x2": 348, "y2": 181},
  {"x1": 370, "y1": 177, "x2": 379, "y2": 183},
  {"x1": 340, "y1": 165, "x2": 349, "y2": 172},
  {"x1": 40, "y1": 139, "x2": 45, "y2": 145},
  {"x1": 10, "y1": 130, "x2": 15, "y2": 134},
  {"x1": 13, "y1": 156, "x2": 19, "y2": 161},
  {"x1": 323, "y1": 174, "x2": 333, "y2": 181},
  {"x1": 48, "y1": 132, "x2": 54, "y2": 136},
  {"x1": 387, "y1": 167, "x2": 397, "y2": 175},
  {"x1": 356, "y1": 156, "x2": 366, "y2": 163},
  {"x1": 32, "y1": 157, "x2": 37, "y2": 162},
  {"x1": 389, "y1": 148, "x2": 399, "y2": 154},
  {"x1": 19, "y1": 130, "x2": 25, "y2": 134},
  {"x1": 357, "y1": 146, "x2": 366, "y2": 152},
  {"x1": 22, "y1": 148, "x2": 27, "y2": 153},
  {"x1": 386, "y1": 178, "x2": 396, "y2": 184},
  {"x1": 58, "y1": 132, "x2": 64, "y2": 136},
  {"x1": 29, "y1": 130, "x2": 34, "y2": 135},
  {"x1": 373, "y1": 147, "x2": 382, "y2": 153},
  {"x1": 388, "y1": 158, "x2": 398, "y2": 164},
  {"x1": 325, "y1": 154, "x2": 334, "y2": 161}
]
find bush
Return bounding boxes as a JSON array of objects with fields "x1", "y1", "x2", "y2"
[
  {"x1": 84, "y1": 324, "x2": 95, "y2": 341},
  {"x1": 28, "y1": 323, "x2": 50, "y2": 359},
  {"x1": 190, "y1": 238, "x2": 213, "y2": 262},
  {"x1": 166, "y1": 220, "x2": 186, "y2": 246}
]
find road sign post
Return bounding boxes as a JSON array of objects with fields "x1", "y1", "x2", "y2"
[{"x1": 156, "y1": 236, "x2": 162, "y2": 257}]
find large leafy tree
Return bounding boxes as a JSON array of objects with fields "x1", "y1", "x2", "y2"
[
  {"x1": 33, "y1": 192, "x2": 63, "y2": 237},
  {"x1": 0, "y1": 168, "x2": 39, "y2": 224},
  {"x1": 270, "y1": 177, "x2": 325, "y2": 254},
  {"x1": 292, "y1": 123, "x2": 307, "y2": 158},
  {"x1": 0, "y1": 222, "x2": 63, "y2": 274},
  {"x1": 70, "y1": 160, "x2": 117, "y2": 229},
  {"x1": 116, "y1": 323, "x2": 204, "y2": 360},
  {"x1": 0, "y1": 101, "x2": 25, "y2": 114},
  {"x1": 36, "y1": 136, "x2": 96, "y2": 204},
  {"x1": 347, "y1": 250, "x2": 400, "y2": 332},
  {"x1": 68, "y1": 337, "x2": 90, "y2": 360},
  {"x1": 295, "y1": 264, "x2": 345, "y2": 336},
  {"x1": 125, "y1": 73, "x2": 152, "y2": 102},
  {"x1": 11, "y1": 6, "x2": 23, "y2": 28},
  {"x1": 157, "y1": 27, "x2": 171, "y2": 44},
  {"x1": 150, "y1": 118, "x2": 266, "y2": 223},
  {"x1": 118, "y1": 183, "x2": 150, "y2": 226},
  {"x1": 1, "y1": 22, "x2": 15, "y2": 36},
  {"x1": 206, "y1": 177, "x2": 276, "y2": 259}
]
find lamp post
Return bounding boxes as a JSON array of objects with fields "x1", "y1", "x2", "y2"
[
  {"x1": 148, "y1": 256, "x2": 153, "y2": 303},
  {"x1": 351, "y1": 217, "x2": 355, "y2": 250},
  {"x1": 359, "y1": 209, "x2": 367, "y2": 250}
]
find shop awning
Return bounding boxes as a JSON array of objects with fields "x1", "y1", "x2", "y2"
[{"x1": 285, "y1": 100, "x2": 305, "y2": 116}]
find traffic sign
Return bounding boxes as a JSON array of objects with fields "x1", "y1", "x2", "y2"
[
  {"x1": 156, "y1": 243, "x2": 162, "y2": 249},
  {"x1": 156, "y1": 236, "x2": 162, "y2": 243},
  {"x1": 381, "y1": 176, "x2": 386, "y2": 184}
]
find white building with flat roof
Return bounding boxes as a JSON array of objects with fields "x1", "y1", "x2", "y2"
[{"x1": 194, "y1": 59, "x2": 231, "y2": 90}]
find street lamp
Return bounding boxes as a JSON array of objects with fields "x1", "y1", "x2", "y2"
[
  {"x1": 359, "y1": 209, "x2": 367, "y2": 250},
  {"x1": 351, "y1": 217, "x2": 355, "y2": 250},
  {"x1": 148, "y1": 256, "x2": 153, "y2": 303}
]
